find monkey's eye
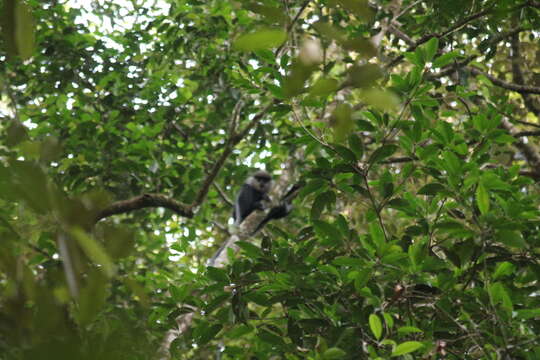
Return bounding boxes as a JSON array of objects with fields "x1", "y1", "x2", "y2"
[{"x1": 255, "y1": 177, "x2": 271, "y2": 183}]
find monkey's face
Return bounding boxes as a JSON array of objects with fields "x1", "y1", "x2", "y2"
[{"x1": 254, "y1": 175, "x2": 272, "y2": 193}]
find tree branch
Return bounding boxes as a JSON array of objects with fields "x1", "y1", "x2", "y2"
[
  {"x1": 515, "y1": 130, "x2": 540, "y2": 137},
  {"x1": 275, "y1": 0, "x2": 311, "y2": 57},
  {"x1": 501, "y1": 118, "x2": 540, "y2": 169},
  {"x1": 95, "y1": 101, "x2": 276, "y2": 223},
  {"x1": 94, "y1": 194, "x2": 193, "y2": 223},
  {"x1": 213, "y1": 183, "x2": 233, "y2": 207},
  {"x1": 515, "y1": 120, "x2": 540, "y2": 129},
  {"x1": 192, "y1": 101, "x2": 276, "y2": 207},
  {"x1": 387, "y1": 7, "x2": 492, "y2": 68},
  {"x1": 510, "y1": 28, "x2": 540, "y2": 116},
  {"x1": 468, "y1": 67, "x2": 540, "y2": 95}
]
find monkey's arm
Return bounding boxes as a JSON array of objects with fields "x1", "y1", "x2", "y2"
[
  {"x1": 252, "y1": 203, "x2": 292, "y2": 234},
  {"x1": 251, "y1": 181, "x2": 304, "y2": 234}
]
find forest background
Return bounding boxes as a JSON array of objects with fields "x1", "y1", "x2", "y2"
[{"x1": 1, "y1": 0, "x2": 540, "y2": 359}]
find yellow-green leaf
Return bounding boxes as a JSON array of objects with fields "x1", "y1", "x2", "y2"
[
  {"x1": 476, "y1": 183, "x2": 490, "y2": 215},
  {"x1": 423, "y1": 37, "x2": 439, "y2": 63},
  {"x1": 309, "y1": 77, "x2": 338, "y2": 97},
  {"x1": 15, "y1": 0, "x2": 35, "y2": 59},
  {"x1": 323, "y1": 347, "x2": 347, "y2": 359},
  {"x1": 71, "y1": 227, "x2": 115, "y2": 277},
  {"x1": 234, "y1": 29, "x2": 287, "y2": 51},
  {"x1": 369, "y1": 313, "x2": 383, "y2": 340},
  {"x1": 391, "y1": 341, "x2": 424, "y2": 356}
]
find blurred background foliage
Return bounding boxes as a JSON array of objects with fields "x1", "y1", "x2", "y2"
[{"x1": 1, "y1": 0, "x2": 540, "y2": 359}]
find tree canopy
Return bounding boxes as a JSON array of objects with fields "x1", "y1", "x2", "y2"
[{"x1": 1, "y1": 0, "x2": 540, "y2": 359}]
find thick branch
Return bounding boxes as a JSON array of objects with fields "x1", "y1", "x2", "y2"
[
  {"x1": 388, "y1": 23, "x2": 415, "y2": 46},
  {"x1": 469, "y1": 67, "x2": 540, "y2": 95},
  {"x1": 510, "y1": 29, "x2": 540, "y2": 116},
  {"x1": 96, "y1": 102, "x2": 275, "y2": 223},
  {"x1": 501, "y1": 118, "x2": 540, "y2": 169},
  {"x1": 515, "y1": 130, "x2": 540, "y2": 137},
  {"x1": 94, "y1": 194, "x2": 193, "y2": 223}
]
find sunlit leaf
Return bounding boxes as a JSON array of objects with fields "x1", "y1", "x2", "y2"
[
  {"x1": 423, "y1": 37, "x2": 439, "y2": 63},
  {"x1": 369, "y1": 313, "x2": 383, "y2": 340},
  {"x1": 476, "y1": 183, "x2": 490, "y2": 215},
  {"x1": 391, "y1": 341, "x2": 424, "y2": 356},
  {"x1": 234, "y1": 28, "x2": 287, "y2": 51}
]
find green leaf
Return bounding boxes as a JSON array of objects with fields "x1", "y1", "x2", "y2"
[
  {"x1": 300, "y1": 178, "x2": 327, "y2": 198},
  {"x1": 383, "y1": 312, "x2": 394, "y2": 329},
  {"x1": 234, "y1": 28, "x2": 287, "y2": 51},
  {"x1": 259, "y1": 329, "x2": 285, "y2": 346},
  {"x1": 331, "y1": 104, "x2": 353, "y2": 142},
  {"x1": 195, "y1": 323, "x2": 223, "y2": 345},
  {"x1": 397, "y1": 326, "x2": 423, "y2": 334},
  {"x1": 353, "y1": 268, "x2": 371, "y2": 290},
  {"x1": 348, "y1": 133, "x2": 364, "y2": 159},
  {"x1": 489, "y1": 282, "x2": 513, "y2": 312},
  {"x1": 369, "y1": 222, "x2": 385, "y2": 249},
  {"x1": 328, "y1": 0, "x2": 374, "y2": 21},
  {"x1": 311, "y1": 191, "x2": 336, "y2": 220},
  {"x1": 493, "y1": 261, "x2": 515, "y2": 280},
  {"x1": 418, "y1": 183, "x2": 446, "y2": 196},
  {"x1": 71, "y1": 228, "x2": 115, "y2": 277},
  {"x1": 369, "y1": 144, "x2": 398, "y2": 165},
  {"x1": 1, "y1": 0, "x2": 35, "y2": 59},
  {"x1": 206, "y1": 266, "x2": 230, "y2": 283},
  {"x1": 237, "y1": 241, "x2": 262, "y2": 258},
  {"x1": 347, "y1": 64, "x2": 383, "y2": 88},
  {"x1": 423, "y1": 37, "x2": 439, "y2": 62},
  {"x1": 313, "y1": 220, "x2": 341, "y2": 245},
  {"x1": 404, "y1": 52, "x2": 423, "y2": 67},
  {"x1": 14, "y1": 0, "x2": 35, "y2": 59},
  {"x1": 442, "y1": 151, "x2": 462, "y2": 176},
  {"x1": 369, "y1": 313, "x2": 383, "y2": 340},
  {"x1": 309, "y1": 77, "x2": 339, "y2": 97},
  {"x1": 243, "y1": 3, "x2": 287, "y2": 24},
  {"x1": 432, "y1": 51, "x2": 460, "y2": 68},
  {"x1": 391, "y1": 341, "x2": 424, "y2": 356},
  {"x1": 333, "y1": 144, "x2": 357, "y2": 162},
  {"x1": 476, "y1": 183, "x2": 490, "y2": 215},
  {"x1": 516, "y1": 308, "x2": 540, "y2": 320},
  {"x1": 496, "y1": 230, "x2": 527, "y2": 249},
  {"x1": 323, "y1": 347, "x2": 347, "y2": 359}
]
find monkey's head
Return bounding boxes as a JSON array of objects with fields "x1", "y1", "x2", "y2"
[{"x1": 248, "y1": 170, "x2": 272, "y2": 193}]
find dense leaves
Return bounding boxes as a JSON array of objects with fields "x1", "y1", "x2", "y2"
[{"x1": 1, "y1": 0, "x2": 540, "y2": 359}]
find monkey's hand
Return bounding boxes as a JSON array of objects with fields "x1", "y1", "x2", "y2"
[{"x1": 254, "y1": 200, "x2": 266, "y2": 211}]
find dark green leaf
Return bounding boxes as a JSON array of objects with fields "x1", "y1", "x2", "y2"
[
  {"x1": 369, "y1": 144, "x2": 398, "y2": 164},
  {"x1": 418, "y1": 183, "x2": 446, "y2": 195}
]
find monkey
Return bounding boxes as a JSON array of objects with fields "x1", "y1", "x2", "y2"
[
  {"x1": 207, "y1": 173, "x2": 300, "y2": 267},
  {"x1": 233, "y1": 170, "x2": 272, "y2": 225},
  {"x1": 251, "y1": 182, "x2": 302, "y2": 234},
  {"x1": 207, "y1": 170, "x2": 272, "y2": 267}
]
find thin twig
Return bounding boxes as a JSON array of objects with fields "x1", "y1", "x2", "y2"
[
  {"x1": 213, "y1": 182, "x2": 233, "y2": 207},
  {"x1": 275, "y1": 0, "x2": 311, "y2": 58}
]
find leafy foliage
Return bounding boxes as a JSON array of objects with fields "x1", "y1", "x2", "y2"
[{"x1": 1, "y1": 0, "x2": 540, "y2": 359}]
